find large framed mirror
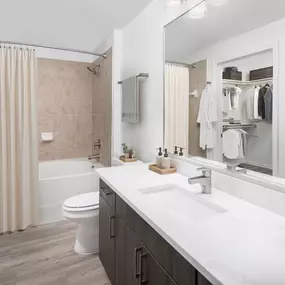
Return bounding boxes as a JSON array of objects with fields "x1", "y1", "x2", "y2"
[{"x1": 164, "y1": 0, "x2": 285, "y2": 179}]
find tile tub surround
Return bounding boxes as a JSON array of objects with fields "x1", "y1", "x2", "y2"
[
  {"x1": 96, "y1": 164, "x2": 285, "y2": 285},
  {"x1": 92, "y1": 48, "x2": 112, "y2": 167},
  {"x1": 38, "y1": 58, "x2": 93, "y2": 161}
]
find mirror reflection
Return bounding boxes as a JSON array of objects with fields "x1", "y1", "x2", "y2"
[{"x1": 164, "y1": 0, "x2": 284, "y2": 177}]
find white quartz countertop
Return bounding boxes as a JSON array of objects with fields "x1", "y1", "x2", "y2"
[{"x1": 96, "y1": 164, "x2": 285, "y2": 285}]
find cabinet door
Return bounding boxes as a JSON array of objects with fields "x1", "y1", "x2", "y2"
[
  {"x1": 139, "y1": 246, "x2": 177, "y2": 285},
  {"x1": 99, "y1": 194, "x2": 116, "y2": 284},
  {"x1": 116, "y1": 194, "x2": 196, "y2": 285},
  {"x1": 197, "y1": 273, "x2": 213, "y2": 285},
  {"x1": 100, "y1": 179, "x2": 115, "y2": 208},
  {"x1": 115, "y1": 216, "x2": 142, "y2": 285}
]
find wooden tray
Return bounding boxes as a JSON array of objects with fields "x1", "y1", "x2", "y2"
[
  {"x1": 120, "y1": 156, "x2": 138, "y2": 163},
  {"x1": 149, "y1": 164, "x2": 177, "y2": 175}
]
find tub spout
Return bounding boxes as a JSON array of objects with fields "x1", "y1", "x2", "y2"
[{"x1": 88, "y1": 154, "x2": 101, "y2": 160}]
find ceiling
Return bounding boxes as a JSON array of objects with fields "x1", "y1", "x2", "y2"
[
  {"x1": 0, "y1": 0, "x2": 154, "y2": 52},
  {"x1": 165, "y1": 0, "x2": 285, "y2": 62}
]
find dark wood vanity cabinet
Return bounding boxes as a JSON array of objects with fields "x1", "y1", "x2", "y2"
[
  {"x1": 115, "y1": 216, "x2": 142, "y2": 285},
  {"x1": 197, "y1": 273, "x2": 213, "y2": 285},
  {"x1": 99, "y1": 194, "x2": 115, "y2": 285},
  {"x1": 99, "y1": 179, "x2": 213, "y2": 285},
  {"x1": 140, "y1": 246, "x2": 177, "y2": 285}
]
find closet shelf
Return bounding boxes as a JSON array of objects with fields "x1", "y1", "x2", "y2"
[
  {"x1": 223, "y1": 77, "x2": 273, "y2": 86},
  {"x1": 223, "y1": 124, "x2": 257, "y2": 129}
]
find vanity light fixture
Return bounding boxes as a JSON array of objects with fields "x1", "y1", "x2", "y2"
[
  {"x1": 188, "y1": 2, "x2": 207, "y2": 19},
  {"x1": 206, "y1": 0, "x2": 228, "y2": 6},
  {"x1": 166, "y1": 0, "x2": 181, "y2": 7}
]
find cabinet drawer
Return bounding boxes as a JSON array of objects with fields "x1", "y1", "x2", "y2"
[
  {"x1": 116, "y1": 194, "x2": 196, "y2": 285},
  {"x1": 100, "y1": 179, "x2": 115, "y2": 208}
]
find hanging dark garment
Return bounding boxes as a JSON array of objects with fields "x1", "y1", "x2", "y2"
[
  {"x1": 258, "y1": 85, "x2": 268, "y2": 119},
  {"x1": 264, "y1": 86, "x2": 273, "y2": 122}
]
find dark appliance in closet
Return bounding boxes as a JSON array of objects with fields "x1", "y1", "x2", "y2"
[
  {"x1": 223, "y1": 66, "x2": 242, "y2": 81},
  {"x1": 250, "y1": 66, "x2": 273, "y2": 81}
]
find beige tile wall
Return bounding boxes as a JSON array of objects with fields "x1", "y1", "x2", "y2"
[
  {"x1": 38, "y1": 59, "x2": 93, "y2": 161},
  {"x1": 92, "y1": 48, "x2": 113, "y2": 166}
]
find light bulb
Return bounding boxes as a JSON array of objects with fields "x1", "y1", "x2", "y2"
[
  {"x1": 188, "y1": 2, "x2": 207, "y2": 19},
  {"x1": 166, "y1": 0, "x2": 181, "y2": 7},
  {"x1": 207, "y1": 0, "x2": 228, "y2": 7}
]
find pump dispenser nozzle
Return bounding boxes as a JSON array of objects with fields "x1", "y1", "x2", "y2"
[
  {"x1": 174, "y1": 146, "x2": 178, "y2": 155},
  {"x1": 157, "y1": 147, "x2": 163, "y2": 156},
  {"x1": 179, "y1": 147, "x2": 184, "y2": 156},
  {"x1": 164, "y1": 149, "x2": 169, "y2": 158}
]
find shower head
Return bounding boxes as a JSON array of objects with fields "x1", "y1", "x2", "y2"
[{"x1": 87, "y1": 64, "x2": 100, "y2": 75}]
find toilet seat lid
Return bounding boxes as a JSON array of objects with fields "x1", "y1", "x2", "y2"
[{"x1": 64, "y1": 192, "x2": 99, "y2": 209}]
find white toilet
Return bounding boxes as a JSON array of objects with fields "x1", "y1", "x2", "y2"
[{"x1": 62, "y1": 192, "x2": 99, "y2": 255}]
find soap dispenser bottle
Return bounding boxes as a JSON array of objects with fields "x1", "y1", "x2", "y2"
[
  {"x1": 156, "y1": 147, "x2": 163, "y2": 168},
  {"x1": 161, "y1": 149, "x2": 171, "y2": 169}
]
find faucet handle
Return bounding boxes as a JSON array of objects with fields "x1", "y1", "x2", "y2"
[{"x1": 197, "y1": 167, "x2": 211, "y2": 177}]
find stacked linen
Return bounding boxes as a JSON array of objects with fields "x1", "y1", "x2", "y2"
[{"x1": 223, "y1": 129, "x2": 247, "y2": 160}]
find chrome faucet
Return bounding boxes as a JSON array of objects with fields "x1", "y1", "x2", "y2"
[{"x1": 188, "y1": 168, "x2": 212, "y2": 194}]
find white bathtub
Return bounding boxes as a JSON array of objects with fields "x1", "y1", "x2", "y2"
[{"x1": 39, "y1": 158, "x2": 103, "y2": 224}]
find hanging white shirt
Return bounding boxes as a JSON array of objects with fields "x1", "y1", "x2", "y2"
[
  {"x1": 245, "y1": 86, "x2": 255, "y2": 120},
  {"x1": 253, "y1": 86, "x2": 262, "y2": 120},
  {"x1": 222, "y1": 88, "x2": 232, "y2": 114},
  {"x1": 231, "y1": 87, "x2": 242, "y2": 110},
  {"x1": 197, "y1": 85, "x2": 218, "y2": 150}
]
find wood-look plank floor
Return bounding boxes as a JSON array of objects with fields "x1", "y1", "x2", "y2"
[{"x1": 0, "y1": 221, "x2": 111, "y2": 285}]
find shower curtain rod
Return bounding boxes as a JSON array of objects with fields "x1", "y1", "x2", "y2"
[
  {"x1": 165, "y1": 61, "x2": 191, "y2": 67},
  {"x1": 0, "y1": 40, "x2": 107, "y2": 59}
]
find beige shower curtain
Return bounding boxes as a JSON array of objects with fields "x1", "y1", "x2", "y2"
[
  {"x1": 165, "y1": 64, "x2": 190, "y2": 152},
  {"x1": 0, "y1": 46, "x2": 39, "y2": 233}
]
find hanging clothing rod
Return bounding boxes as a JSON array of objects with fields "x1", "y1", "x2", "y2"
[
  {"x1": 118, "y1": 73, "x2": 149, "y2": 84},
  {"x1": 0, "y1": 40, "x2": 106, "y2": 59}
]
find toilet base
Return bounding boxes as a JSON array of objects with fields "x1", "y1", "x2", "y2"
[{"x1": 74, "y1": 222, "x2": 99, "y2": 255}]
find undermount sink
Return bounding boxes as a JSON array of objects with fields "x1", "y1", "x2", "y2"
[{"x1": 138, "y1": 184, "x2": 227, "y2": 221}]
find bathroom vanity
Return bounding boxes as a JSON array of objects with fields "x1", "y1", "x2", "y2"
[
  {"x1": 96, "y1": 164, "x2": 285, "y2": 285},
  {"x1": 98, "y1": 178, "x2": 208, "y2": 285}
]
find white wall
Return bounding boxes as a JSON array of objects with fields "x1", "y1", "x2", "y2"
[{"x1": 120, "y1": 0, "x2": 202, "y2": 162}]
